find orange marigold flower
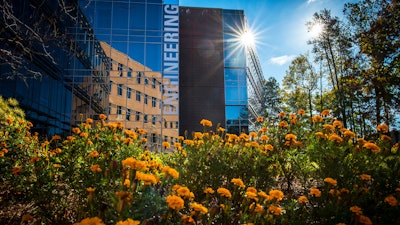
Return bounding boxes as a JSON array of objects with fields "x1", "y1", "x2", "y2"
[
  {"x1": 162, "y1": 166, "x2": 179, "y2": 179},
  {"x1": 359, "y1": 215, "x2": 372, "y2": 225},
  {"x1": 298, "y1": 109, "x2": 305, "y2": 116},
  {"x1": 278, "y1": 112, "x2": 286, "y2": 117},
  {"x1": 261, "y1": 135, "x2": 269, "y2": 141},
  {"x1": 190, "y1": 202, "x2": 208, "y2": 214},
  {"x1": 73, "y1": 217, "x2": 105, "y2": 225},
  {"x1": 80, "y1": 132, "x2": 89, "y2": 138},
  {"x1": 200, "y1": 119, "x2": 212, "y2": 127},
  {"x1": 321, "y1": 110, "x2": 330, "y2": 117},
  {"x1": 90, "y1": 164, "x2": 102, "y2": 173},
  {"x1": 162, "y1": 142, "x2": 171, "y2": 148},
  {"x1": 249, "y1": 132, "x2": 257, "y2": 139},
  {"x1": 324, "y1": 177, "x2": 338, "y2": 186},
  {"x1": 99, "y1": 114, "x2": 107, "y2": 120},
  {"x1": 323, "y1": 124, "x2": 334, "y2": 131},
  {"x1": 12, "y1": 167, "x2": 22, "y2": 175},
  {"x1": 285, "y1": 133, "x2": 297, "y2": 141},
  {"x1": 86, "y1": 118, "x2": 93, "y2": 124},
  {"x1": 298, "y1": 195, "x2": 308, "y2": 204},
  {"x1": 328, "y1": 133, "x2": 343, "y2": 143},
  {"x1": 89, "y1": 151, "x2": 99, "y2": 158},
  {"x1": 344, "y1": 130, "x2": 356, "y2": 138},
  {"x1": 257, "y1": 116, "x2": 264, "y2": 122},
  {"x1": 333, "y1": 120, "x2": 342, "y2": 128},
  {"x1": 264, "y1": 144, "x2": 274, "y2": 151},
  {"x1": 176, "y1": 186, "x2": 192, "y2": 199},
  {"x1": 260, "y1": 127, "x2": 268, "y2": 133},
  {"x1": 312, "y1": 115, "x2": 323, "y2": 123},
  {"x1": 72, "y1": 127, "x2": 81, "y2": 134},
  {"x1": 360, "y1": 174, "x2": 371, "y2": 181},
  {"x1": 279, "y1": 121, "x2": 288, "y2": 128},
  {"x1": 204, "y1": 187, "x2": 215, "y2": 194},
  {"x1": 246, "y1": 191, "x2": 258, "y2": 201},
  {"x1": 166, "y1": 195, "x2": 184, "y2": 210},
  {"x1": 268, "y1": 205, "x2": 283, "y2": 215},
  {"x1": 363, "y1": 142, "x2": 381, "y2": 153},
  {"x1": 184, "y1": 139, "x2": 194, "y2": 146},
  {"x1": 377, "y1": 123, "x2": 389, "y2": 133},
  {"x1": 217, "y1": 187, "x2": 232, "y2": 198},
  {"x1": 380, "y1": 134, "x2": 391, "y2": 142},
  {"x1": 310, "y1": 188, "x2": 321, "y2": 197},
  {"x1": 217, "y1": 127, "x2": 226, "y2": 133},
  {"x1": 350, "y1": 205, "x2": 363, "y2": 216},
  {"x1": 53, "y1": 164, "x2": 62, "y2": 169},
  {"x1": 258, "y1": 191, "x2": 268, "y2": 199},
  {"x1": 269, "y1": 189, "x2": 284, "y2": 201},
  {"x1": 315, "y1": 132, "x2": 325, "y2": 138},
  {"x1": 231, "y1": 178, "x2": 245, "y2": 188},
  {"x1": 135, "y1": 172, "x2": 158, "y2": 185},
  {"x1": 115, "y1": 218, "x2": 141, "y2": 225},
  {"x1": 193, "y1": 132, "x2": 204, "y2": 140},
  {"x1": 6, "y1": 118, "x2": 13, "y2": 125},
  {"x1": 384, "y1": 195, "x2": 398, "y2": 207}
]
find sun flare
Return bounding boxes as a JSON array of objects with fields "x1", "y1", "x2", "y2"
[
  {"x1": 309, "y1": 23, "x2": 323, "y2": 37},
  {"x1": 240, "y1": 31, "x2": 255, "y2": 46}
]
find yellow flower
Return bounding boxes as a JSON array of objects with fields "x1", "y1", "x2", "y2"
[
  {"x1": 268, "y1": 205, "x2": 283, "y2": 216},
  {"x1": 115, "y1": 218, "x2": 141, "y2": 225},
  {"x1": 298, "y1": 195, "x2": 308, "y2": 204},
  {"x1": 360, "y1": 174, "x2": 371, "y2": 181},
  {"x1": 217, "y1": 127, "x2": 226, "y2": 133},
  {"x1": 183, "y1": 139, "x2": 195, "y2": 146},
  {"x1": 359, "y1": 215, "x2": 372, "y2": 225},
  {"x1": 190, "y1": 202, "x2": 208, "y2": 214},
  {"x1": 363, "y1": 142, "x2": 381, "y2": 153},
  {"x1": 73, "y1": 217, "x2": 105, "y2": 225},
  {"x1": 324, "y1": 177, "x2": 338, "y2": 186},
  {"x1": 310, "y1": 188, "x2": 321, "y2": 197},
  {"x1": 384, "y1": 195, "x2": 398, "y2": 206},
  {"x1": 166, "y1": 195, "x2": 184, "y2": 210},
  {"x1": 231, "y1": 178, "x2": 245, "y2": 188},
  {"x1": 200, "y1": 119, "x2": 212, "y2": 127},
  {"x1": 217, "y1": 187, "x2": 232, "y2": 198},
  {"x1": 194, "y1": 132, "x2": 204, "y2": 139},
  {"x1": 135, "y1": 172, "x2": 158, "y2": 185},
  {"x1": 350, "y1": 205, "x2": 363, "y2": 216},
  {"x1": 204, "y1": 187, "x2": 215, "y2": 194}
]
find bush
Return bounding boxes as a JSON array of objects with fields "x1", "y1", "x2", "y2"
[{"x1": 0, "y1": 98, "x2": 399, "y2": 225}]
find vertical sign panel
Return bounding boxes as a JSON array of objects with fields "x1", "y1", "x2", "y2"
[{"x1": 162, "y1": 3, "x2": 179, "y2": 117}]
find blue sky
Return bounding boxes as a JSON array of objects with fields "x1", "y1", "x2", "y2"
[{"x1": 180, "y1": 0, "x2": 357, "y2": 85}]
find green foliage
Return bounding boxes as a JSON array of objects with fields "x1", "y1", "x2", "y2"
[{"x1": 1, "y1": 98, "x2": 399, "y2": 224}]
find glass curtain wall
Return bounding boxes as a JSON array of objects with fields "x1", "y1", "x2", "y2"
[{"x1": 222, "y1": 10, "x2": 249, "y2": 134}]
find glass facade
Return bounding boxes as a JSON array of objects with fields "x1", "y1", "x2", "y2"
[
  {"x1": 0, "y1": 0, "x2": 110, "y2": 135},
  {"x1": 80, "y1": 0, "x2": 179, "y2": 150}
]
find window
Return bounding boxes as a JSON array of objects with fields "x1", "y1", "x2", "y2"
[
  {"x1": 109, "y1": 81, "x2": 112, "y2": 92},
  {"x1": 108, "y1": 103, "x2": 111, "y2": 114},
  {"x1": 126, "y1": 109, "x2": 131, "y2": 121},
  {"x1": 136, "y1": 91, "x2": 141, "y2": 102},
  {"x1": 143, "y1": 114, "x2": 148, "y2": 123},
  {"x1": 118, "y1": 63, "x2": 123, "y2": 77},
  {"x1": 152, "y1": 78, "x2": 156, "y2": 88},
  {"x1": 170, "y1": 122, "x2": 173, "y2": 128},
  {"x1": 151, "y1": 133, "x2": 157, "y2": 143},
  {"x1": 127, "y1": 87, "x2": 131, "y2": 99},
  {"x1": 137, "y1": 72, "x2": 142, "y2": 84},
  {"x1": 152, "y1": 115, "x2": 156, "y2": 125},
  {"x1": 152, "y1": 97, "x2": 157, "y2": 108},
  {"x1": 117, "y1": 84, "x2": 123, "y2": 96},
  {"x1": 127, "y1": 68, "x2": 132, "y2": 78},
  {"x1": 117, "y1": 106, "x2": 122, "y2": 115},
  {"x1": 144, "y1": 78, "x2": 149, "y2": 85},
  {"x1": 144, "y1": 94, "x2": 148, "y2": 104},
  {"x1": 175, "y1": 121, "x2": 179, "y2": 129},
  {"x1": 164, "y1": 121, "x2": 168, "y2": 128},
  {"x1": 135, "y1": 111, "x2": 140, "y2": 121}
]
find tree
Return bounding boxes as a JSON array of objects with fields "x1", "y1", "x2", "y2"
[
  {"x1": 0, "y1": 0, "x2": 78, "y2": 80},
  {"x1": 282, "y1": 54, "x2": 319, "y2": 118},
  {"x1": 306, "y1": 9, "x2": 354, "y2": 128},
  {"x1": 262, "y1": 77, "x2": 282, "y2": 123},
  {"x1": 344, "y1": 0, "x2": 400, "y2": 127}
]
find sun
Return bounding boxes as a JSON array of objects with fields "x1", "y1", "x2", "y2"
[
  {"x1": 240, "y1": 31, "x2": 255, "y2": 46},
  {"x1": 309, "y1": 23, "x2": 323, "y2": 38}
]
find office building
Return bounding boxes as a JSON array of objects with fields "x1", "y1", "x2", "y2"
[
  {"x1": 0, "y1": 0, "x2": 110, "y2": 135},
  {"x1": 179, "y1": 7, "x2": 265, "y2": 135}
]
